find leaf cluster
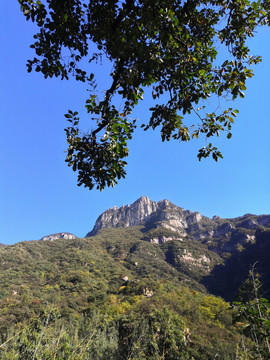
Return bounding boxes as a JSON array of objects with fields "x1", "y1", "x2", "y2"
[{"x1": 18, "y1": 0, "x2": 270, "y2": 189}]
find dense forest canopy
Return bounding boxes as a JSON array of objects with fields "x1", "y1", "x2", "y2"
[{"x1": 18, "y1": 0, "x2": 270, "y2": 190}]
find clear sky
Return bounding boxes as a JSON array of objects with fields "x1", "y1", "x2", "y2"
[{"x1": 1, "y1": 3, "x2": 270, "y2": 245}]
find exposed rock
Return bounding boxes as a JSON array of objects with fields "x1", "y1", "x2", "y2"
[
  {"x1": 85, "y1": 196, "x2": 269, "y2": 252},
  {"x1": 187, "y1": 212, "x2": 202, "y2": 224},
  {"x1": 213, "y1": 223, "x2": 234, "y2": 237},
  {"x1": 143, "y1": 287, "x2": 153, "y2": 297},
  {"x1": 178, "y1": 249, "x2": 211, "y2": 270},
  {"x1": 86, "y1": 196, "x2": 205, "y2": 237},
  {"x1": 157, "y1": 220, "x2": 187, "y2": 235},
  {"x1": 242, "y1": 234, "x2": 256, "y2": 242},
  {"x1": 41, "y1": 232, "x2": 77, "y2": 241},
  {"x1": 257, "y1": 215, "x2": 270, "y2": 227},
  {"x1": 184, "y1": 328, "x2": 191, "y2": 344},
  {"x1": 239, "y1": 218, "x2": 257, "y2": 229},
  {"x1": 158, "y1": 199, "x2": 175, "y2": 209},
  {"x1": 149, "y1": 236, "x2": 183, "y2": 244},
  {"x1": 86, "y1": 196, "x2": 159, "y2": 236},
  {"x1": 193, "y1": 231, "x2": 214, "y2": 240}
]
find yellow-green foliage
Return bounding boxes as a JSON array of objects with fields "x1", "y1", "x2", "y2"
[
  {"x1": 198, "y1": 295, "x2": 231, "y2": 327},
  {"x1": 0, "y1": 228, "x2": 254, "y2": 359}
]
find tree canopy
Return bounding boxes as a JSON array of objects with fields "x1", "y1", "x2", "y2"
[{"x1": 18, "y1": 0, "x2": 270, "y2": 190}]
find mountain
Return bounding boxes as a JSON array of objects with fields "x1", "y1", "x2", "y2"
[
  {"x1": 86, "y1": 195, "x2": 270, "y2": 251},
  {"x1": 85, "y1": 196, "x2": 270, "y2": 300},
  {"x1": 86, "y1": 196, "x2": 206, "y2": 238},
  {"x1": 86, "y1": 196, "x2": 160, "y2": 236},
  {"x1": 0, "y1": 196, "x2": 270, "y2": 359},
  {"x1": 38, "y1": 196, "x2": 270, "y2": 301}
]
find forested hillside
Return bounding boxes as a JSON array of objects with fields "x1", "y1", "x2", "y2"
[
  {"x1": 0, "y1": 198, "x2": 270, "y2": 359},
  {"x1": 0, "y1": 230, "x2": 239, "y2": 359}
]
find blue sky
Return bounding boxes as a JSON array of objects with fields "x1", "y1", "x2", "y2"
[{"x1": 1, "y1": 3, "x2": 270, "y2": 245}]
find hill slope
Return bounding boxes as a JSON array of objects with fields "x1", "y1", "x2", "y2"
[
  {"x1": 0, "y1": 197, "x2": 269, "y2": 359},
  {"x1": 0, "y1": 230, "x2": 238, "y2": 359}
]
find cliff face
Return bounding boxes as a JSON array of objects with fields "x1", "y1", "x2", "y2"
[
  {"x1": 86, "y1": 196, "x2": 207, "y2": 237},
  {"x1": 87, "y1": 196, "x2": 159, "y2": 236},
  {"x1": 86, "y1": 196, "x2": 270, "y2": 251}
]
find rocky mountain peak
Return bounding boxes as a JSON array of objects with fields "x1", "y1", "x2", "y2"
[
  {"x1": 85, "y1": 196, "x2": 207, "y2": 237},
  {"x1": 157, "y1": 198, "x2": 175, "y2": 209},
  {"x1": 132, "y1": 196, "x2": 157, "y2": 214},
  {"x1": 85, "y1": 197, "x2": 270, "y2": 252},
  {"x1": 86, "y1": 196, "x2": 160, "y2": 236}
]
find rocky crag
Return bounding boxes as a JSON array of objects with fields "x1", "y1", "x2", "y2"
[
  {"x1": 41, "y1": 232, "x2": 77, "y2": 241},
  {"x1": 86, "y1": 196, "x2": 207, "y2": 237},
  {"x1": 86, "y1": 196, "x2": 270, "y2": 251}
]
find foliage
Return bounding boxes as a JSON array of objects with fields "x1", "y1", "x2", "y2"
[
  {"x1": 0, "y1": 290, "x2": 237, "y2": 359},
  {"x1": 0, "y1": 229, "x2": 245, "y2": 359},
  {"x1": 1, "y1": 222, "x2": 270, "y2": 358},
  {"x1": 117, "y1": 307, "x2": 189, "y2": 359},
  {"x1": 18, "y1": 0, "x2": 270, "y2": 189},
  {"x1": 233, "y1": 266, "x2": 270, "y2": 359}
]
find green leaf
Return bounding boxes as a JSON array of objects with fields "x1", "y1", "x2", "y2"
[{"x1": 239, "y1": 91, "x2": 245, "y2": 98}]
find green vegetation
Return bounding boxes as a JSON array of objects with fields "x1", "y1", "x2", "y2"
[
  {"x1": 233, "y1": 265, "x2": 270, "y2": 359},
  {"x1": 202, "y1": 227, "x2": 270, "y2": 302},
  {"x1": 18, "y1": 0, "x2": 270, "y2": 190},
  {"x1": 0, "y1": 226, "x2": 269, "y2": 358}
]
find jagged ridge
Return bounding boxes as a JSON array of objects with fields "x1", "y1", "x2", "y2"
[
  {"x1": 85, "y1": 196, "x2": 270, "y2": 247},
  {"x1": 86, "y1": 196, "x2": 206, "y2": 237}
]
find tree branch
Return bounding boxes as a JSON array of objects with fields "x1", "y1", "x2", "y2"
[{"x1": 92, "y1": 57, "x2": 125, "y2": 136}]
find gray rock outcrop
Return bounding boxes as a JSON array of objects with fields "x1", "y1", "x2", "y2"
[
  {"x1": 213, "y1": 223, "x2": 235, "y2": 237},
  {"x1": 85, "y1": 196, "x2": 270, "y2": 251},
  {"x1": 86, "y1": 196, "x2": 159, "y2": 236},
  {"x1": 86, "y1": 196, "x2": 208, "y2": 237},
  {"x1": 41, "y1": 232, "x2": 77, "y2": 241}
]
